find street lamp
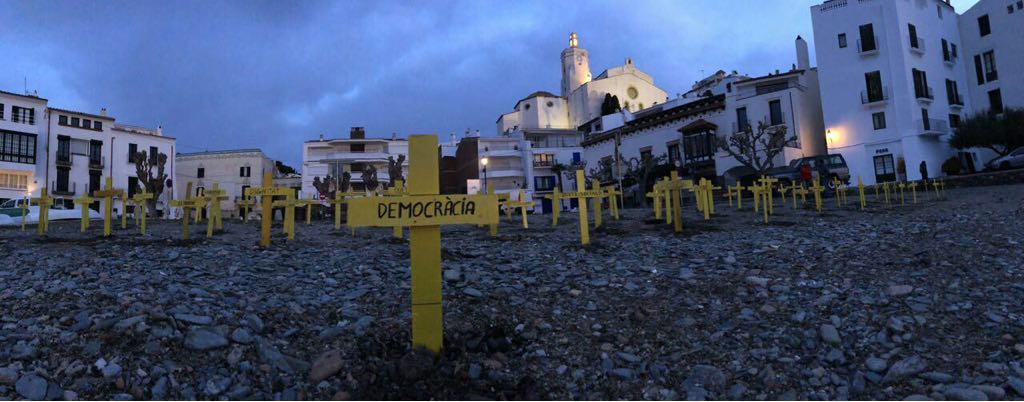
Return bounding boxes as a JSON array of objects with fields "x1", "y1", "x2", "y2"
[{"x1": 481, "y1": 157, "x2": 489, "y2": 190}]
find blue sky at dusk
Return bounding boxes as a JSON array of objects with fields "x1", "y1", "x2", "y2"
[{"x1": 0, "y1": 0, "x2": 979, "y2": 168}]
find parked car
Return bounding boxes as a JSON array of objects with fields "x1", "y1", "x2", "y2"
[
  {"x1": 985, "y1": 147, "x2": 1024, "y2": 171},
  {"x1": 0, "y1": 198, "x2": 102, "y2": 226},
  {"x1": 766, "y1": 154, "x2": 850, "y2": 189}
]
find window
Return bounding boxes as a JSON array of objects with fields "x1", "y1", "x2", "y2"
[
  {"x1": 128, "y1": 177, "x2": 139, "y2": 198},
  {"x1": 983, "y1": 51, "x2": 998, "y2": 81},
  {"x1": 735, "y1": 107, "x2": 749, "y2": 131},
  {"x1": 89, "y1": 140, "x2": 103, "y2": 165},
  {"x1": 94, "y1": 121, "x2": 102, "y2": 131},
  {"x1": 667, "y1": 143, "x2": 681, "y2": 166},
  {"x1": 937, "y1": 4, "x2": 943, "y2": 18},
  {"x1": 11, "y1": 106, "x2": 35, "y2": 125},
  {"x1": 975, "y1": 55, "x2": 985, "y2": 85},
  {"x1": 350, "y1": 143, "x2": 365, "y2": 153},
  {"x1": 858, "y1": 23, "x2": 876, "y2": 52},
  {"x1": 769, "y1": 100, "x2": 784, "y2": 126},
  {"x1": 874, "y1": 154, "x2": 896, "y2": 183},
  {"x1": 533, "y1": 153, "x2": 553, "y2": 167},
  {"x1": 58, "y1": 115, "x2": 67, "y2": 125},
  {"x1": 978, "y1": 15, "x2": 991, "y2": 36},
  {"x1": 196, "y1": 187, "x2": 205, "y2": 197},
  {"x1": 872, "y1": 112, "x2": 886, "y2": 130},
  {"x1": 83, "y1": 119, "x2": 91, "y2": 129},
  {"x1": 951, "y1": 43, "x2": 958, "y2": 59},
  {"x1": 945, "y1": 79, "x2": 961, "y2": 105},
  {"x1": 682, "y1": 130, "x2": 716, "y2": 164},
  {"x1": 0, "y1": 103, "x2": 4, "y2": 120},
  {"x1": 921, "y1": 108, "x2": 930, "y2": 129},
  {"x1": 838, "y1": 33, "x2": 847, "y2": 48},
  {"x1": 912, "y1": 69, "x2": 930, "y2": 99},
  {"x1": 0, "y1": 173, "x2": 29, "y2": 190},
  {"x1": 989, "y1": 89, "x2": 1003, "y2": 113},
  {"x1": 1019, "y1": 1, "x2": 1023, "y2": 10},
  {"x1": 908, "y1": 24, "x2": 919, "y2": 49},
  {"x1": 56, "y1": 168, "x2": 70, "y2": 192},
  {"x1": 0, "y1": 130, "x2": 38, "y2": 164},
  {"x1": 949, "y1": 114, "x2": 961, "y2": 128},
  {"x1": 534, "y1": 176, "x2": 556, "y2": 191},
  {"x1": 941, "y1": 39, "x2": 950, "y2": 61},
  {"x1": 640, "y1": 148, "x2": 652, "y2": 161},
  {"x1": 240, "y1": 166, "x2": 251, "y2": 177},
  {"x1": 197, "y1": 167, "x2": 205, "y2": 178},
  {"x1": 128, "y1": 143, "x2": 138, "y2": 162},
  {"x1": 149, "y1": 146, "x2": 158, "y2": 164},
  {"x1": 71, "y1": 117, "x2": 80, "y2": 126},
  {"x1": 57, "y1": 136, "x2": 70, "y2": 163},
  {"x1": 864, "y1": 71, "x2": 884, "y2": 102},
  {"x1": 89, "y1": 170, "x2": 101, "y2": 194},
  {"x1": 1009, "y1": 4, "x2": 1015, "y2": 13}
]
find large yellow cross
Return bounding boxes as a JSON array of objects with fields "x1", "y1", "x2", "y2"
[
  {"x1": 383, "y1": 180, "x2": 409, "y2": 237},
  {"x1": 501, "y1": 190, "x2": 535, "y2": 229},
  {"x1": 558, "y1": 170, "x2": 605, "y2": 244},
  {"x1": 205, "y1": 183, "x2": 229, "y2": 232},
  {"x1": 857, "y1": 177, "x2": 866, "y2": 210},
  {"x1": 170, "y1": 182, "x2": 205, "y2": 240},
  {"x1": 809, "y1": 178, "x2": 825, "y2": 213},
  {"x1": 656, "y1": 171, "x2": 691, "y2": 233},
  {"x1": 543, "y1": 187, "x2": 563, "y2": 225},
  {"x1": 346, "y1": 135, "x2": 499, "y2": 353},
  {"x1": 92, "y1": 177, "x2": 126, "y2": 237},
  {"x1": 236, "y1": 196, "x2": 256, "y2": 222},
  {"x1": 245, "y1": 173, "x2": 292, "y2": 248},
  {"x1": 18, "y1": 197, "x2": 29, "y2": 231},
  {"x1": 908, "y1": 181, "x2": 919, "y2": 203},
  {"x1": 31, "y1": 189, "x2": 53, "y2": 236},
  {"x1": 73, "y1": 194, "x2": 93, "y2": 232},
  {"x1": 329, "y1": 190, "x2": 363, "y2": 230},
  {"x1": 271, "y1": 190, "x2": 299, "y2": 241},
  {"x1": 603, "y1": 185, "x2": 620, "y2": 220},
  {"x1": 130, "y1": 189, "x2": 154, "y2": 235}
]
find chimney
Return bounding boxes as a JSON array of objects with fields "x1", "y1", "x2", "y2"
[
  {"x1": 796, "y1": 35, "x2": 810, "y2": 70},
  {"x1": 391, "y1": 132, "x2": 397, "y2": 140},
  {"x1": 319, "y1": 133, "x2": 325, "y2": 141},
  {"x1": 350, "y1": 127, "x2": 365, "y2": 139},
  {"x1": 100, "y1": 108, "x2": 108, "y2": 117},
  {"x1": 157, "y1": 125, "x2": 163, "y2": 136},
  {"x1": 475, "y1": 129, "x2": 480, "y2": 137}
]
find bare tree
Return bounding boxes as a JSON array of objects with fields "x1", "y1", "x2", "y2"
[
  {"x1": 387, "y1": 155, "x2": 406, "y2": 185},
  {"x1": 717, "y1": 120, "x2": 795, "y2": 176},
  {"x1": 131, "y1": 150, "x2": 168, "y2": 216},
  {"x1": 340, "y1": 172, "x2": 351, "y2": 193},
  {"x1": 312, "y1": 175, "x2": 335, "y2": 198},
  {"x1": 361, "y1": 165, "x2": 379, "y2": 192},
  {"x1": 624, "y1": 153, "x2": 667, "y2": 208}
]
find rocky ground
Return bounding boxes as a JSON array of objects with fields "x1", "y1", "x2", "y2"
[{"x1": 1, "y1": 183, "x2": 1023, "y2": 400}]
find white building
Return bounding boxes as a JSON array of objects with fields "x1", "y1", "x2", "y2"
[
  {"x1": 302, "y1": 127, "x2": 408, "y2": 197},
  {"x1": 174, "y1": 149, "x2": 276, "y2": 218},
  {"x1": 1, "y1": 88, "x2": 176, "y2": 215},
  {"x1": 811, "y1": 0, "x2": 979, "y2": 184},
  {"x1": 960, "y1": 0, "x2": 1023, "y2": 114}
]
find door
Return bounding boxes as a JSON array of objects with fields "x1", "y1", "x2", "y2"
[
  {"x1": 873, "y1": 154, "x2": 896, "y2": 183},
  {"x1": 541, "y1": 198, "x2": 552, "y2": 214}
]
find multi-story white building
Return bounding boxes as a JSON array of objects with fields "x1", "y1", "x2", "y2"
[
  {"x1": 0, "y1": 89, "x2": 176, "y2": 216},
  {"x1": 811, "y1": 0, "x2": 977, "y2": 184},
  {"x1": 174, "y1": 149, "x2": 276, "y2": 218},
  {"x1": 302, "y1": 127, "x2": 408, "y2": 196}
]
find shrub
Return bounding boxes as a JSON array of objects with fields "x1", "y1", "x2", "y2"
[{"x1": 941, "y1": 157, "x2": 961, "y2": 176}]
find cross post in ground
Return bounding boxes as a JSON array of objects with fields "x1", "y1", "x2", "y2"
[
  {"x1": 31, "y1": 189, "x2": 53, "y2": 236},
  {"x1": 74, "y1": 194, "x2": 93, "y2": 232},
  {"x1": 245, "y1": 172, "x2": 292, "y2": 248},
  {"x1": 169, "y1": 182, "x2": 202, "y2": 240},
  {"x1": 131, "y1": 189, "x2": 154, "y2": 235},
  {"x1": 93, "y1": 177, "x2": 126, "y2": 237}
]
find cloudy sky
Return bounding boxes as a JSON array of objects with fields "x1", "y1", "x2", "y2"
[{"x1": 1, "y1": 0, "x2": 979, "y2": 169}]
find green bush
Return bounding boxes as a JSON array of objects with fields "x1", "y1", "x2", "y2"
[{"x1": 941, "y1": 157, "x2": 961, "y2": 176}]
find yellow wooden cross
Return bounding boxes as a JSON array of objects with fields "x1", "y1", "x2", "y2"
[
  {"x1": 559, "y1": 170, "x2": 605, "y2": 244},
  {"x1": 170, "y1": 182, "x2": 204, "y2": 240},
  {"x1": 205, "y1": 183, "x2": 229, "y2": 232},
  {"x1": 647, "y1": 180, "x2": 664, "y2": 219},
  {"x1": 789, "y1": 181, "x2": 802, "y2": 209},
  {"x1": 757, "y1": 177, "x2": 777, "y2": 216},
  {"x1": 897, "y1": 182, "x2": 906, "y2": 206},
  {"x1": 130, "y1": 189, "x2": 154, "y2": 235},
  {"x1": 931, "y1": 179, "x2": 941, "y2": 200},
  {"x1": 236, "y1": 196, "x2": 255, "y2": 222},
  {"x1": 937, "y1": 179, "x2": 946, "y2": 198},
  {"x1": 73, "y1": 194, "x2": 93, "y2": 232},
  {"x1": 658, "y1": 171, "x2": 691, "y2": 233},
  {"x1": 809, "y1": 178, "x2": 825, "y2": 213},
  {"x1": 346, "y1": 135, "x2": 499, "y2": 353},
  {"x1": 908, "y1": 181, "x2": 918, "y2": 203},
  {"x1": 31, "y1": 189, "x2": 53, "y2": 236},
  {"x1": 383, "y1": 180, "x2": 409, "y2": 237},
  {"x1": 18, "y1": 197, "x2": 29, "y2": 231},
  {"x1": 245, "y1": 173, "x2": 293, "y2": 247},
  {"x1": 750, "y1": 182, "x2": 762, "y2": 213},
  {"x1": 482, "y1": 183, "x2": 508, "y2": 236},
  {"x1": 603, "y1": 185, "x2": 620, "y2": 220},
  {"x1": 590, "y1": 179, "x2": 603, "y2": 229},
  {"x1": 543, "y1": 187, "x2": 564, "y2": 226},
  {"x1": 92, "y1": 177, "x2": 126, "y2": 237},
  {"x1": 271, "y1": 190, "x2": 299, "y2": 241},
  {"x1": 776, "y1": 184, "x2": 787, "y2": 206},
  {"x1": 501, "y1": 190, "x2": 535, "y2": 229},
  {"x1": 328, "y1": 190, "x2": 361, "y2": 230},
  {"x1": 857, "y1": 177, "x2": 866, "y2": 210},
  {"x1": 882, "y1": 182, "x2": 891, "y2": 206}
]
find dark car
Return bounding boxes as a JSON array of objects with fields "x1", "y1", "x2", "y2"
[{"x1": 766, "y1": 154, "x2": 850, "y2": 189}]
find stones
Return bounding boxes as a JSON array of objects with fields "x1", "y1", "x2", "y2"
[
  {"x1": 443, "y1": 269, "x2": 462, "y2": 282},
  {"x1": 865, "y1": 357, "x2": 887, "y2": 373},
  {"x1": 944, "y1": 387, "x2": 988, "y2": 401},
  {"x1": 174, "y1": 313, "x2": 214, "y2": 325},
  {"x1": 746, "y1": 276, "x2": 769, "y2": 287},
  {"x1": 15, "y1": 374, "x2": 48, "y2": 400},
  {"x1": 887, "y1": 285, "x2": 914, "y2": 297},
  {"x1": 0, "y1": 367, "x2": 18, "y2": 385},
  {"x1": 883, "y1": 355, "x2": 927, "y2": 385},
  {"x1": 683, "y1": 364, "x2": 726, "y2": 393},
  {"x1": 820, "y1": 324, "x2": 841, "y2": 345},
  {"x1": 102, "y1": 362, "x2": 123, "y2": 378},
  {"x1": 308, "y1": 349, "x2": 345, "y2": 383},
  {"x1": 462, "y1": 287, "x2": 484, "y2": 298},
  {"x1": 230, "y1": 328, "x2": 253, "y2": 344},
  {"x1": 184, "y1": 328, "x2": 229, "y2": 350}
]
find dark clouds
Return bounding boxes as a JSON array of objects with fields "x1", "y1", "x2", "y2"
[{"x1": 1, "y1": 0, "x2": 977, "y2": 167}]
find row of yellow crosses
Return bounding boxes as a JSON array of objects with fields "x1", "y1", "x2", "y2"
[
  {"x1": 23, "y1": 177, "x2": 158, "y2": 237},
  {"x1": 646, "y1": 173, "x2": 949, "y2": 226}
]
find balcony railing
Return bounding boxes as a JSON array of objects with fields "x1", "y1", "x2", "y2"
[
  {"x1": 89, "y1": 156, "x2": 106, "y2": 169},
  {"x1": 861, "y1": 86, "x2": 891, "y2": 105},
  {"x1": 948, "y1": 93, "x2": 964, "y2": 107},
  {"x1": 917, "y1": 118, "x2": 950, "y2": 136},
  {"x1": 914, "y1": 86, "x2": 934, "y2": 101},
  {"x1": 857, "y1": 36, "x2": 879, "y2": 55},
  {"x1": 52, "y1": 181, "x2": 76, "y2": 196},
  {"x1": 909, "y1": 37, "x2": 926, "y2": 54},
  {"x1": 56, "y1": 152, "x2": 73, "y2": 167},
  {"x1": 533, "y1": 160, "x2": 554, "y2": 168}
]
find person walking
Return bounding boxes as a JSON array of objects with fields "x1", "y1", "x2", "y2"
[
  {"x1": 919, "y1": 160, "x2": 929, "y2": 182},
  {"x1": 799, "y1": 161, "x2": 812, "y2": 186}
]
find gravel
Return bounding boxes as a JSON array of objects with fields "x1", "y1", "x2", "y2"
[{"x1": 1, "y1": 184, "x2": 1023, "y2": 399}]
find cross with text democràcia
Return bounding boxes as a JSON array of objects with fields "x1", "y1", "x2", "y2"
[{"x1": 347, "y1": 135, "x2": 499, "y2": 353}]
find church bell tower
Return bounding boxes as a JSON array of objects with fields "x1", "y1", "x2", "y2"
[{"x1": 560, "y1": 32, "x2": 591, "y2": 97}]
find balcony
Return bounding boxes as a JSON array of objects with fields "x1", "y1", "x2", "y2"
[
  {"x1": 917, "y1": 119, "x2": 950, "y2": 137},
  {"x1": 484, "y1": 168, "x2": 526, "y2": 179},
  {"x1": 533, "y1": 159, "x2": 554, "y2": 168},
  {"x1": 51, "y1": 181, "x2": 76, "y2": 196},
  {"x1": 909, "y1": 38, "x2": 926, "y2": 55},
  {"x1": 857, "y1": 36, "x2": 879, "y2": 56},
  {"x1": 731, "y1": 122, "x2": 752, "y2": 134},
  {"x1": 56, "y1": 152, "x2": 73, "y2": 167},
  {"x1": 914, "y1": 86, "x2": 934, "y2": 103},
  {"x1": 860, "y1": 87, "x2": 891, "y2": 106},
  {"x1": 943, "y1": 54, "x2": 958, "y2": 67},
  {"x1": 481, "y1": 148, "x2": 520, "y2": 158},
  {"x1": 89, "y1": 156, "x2": 105, "y2": 170}
]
